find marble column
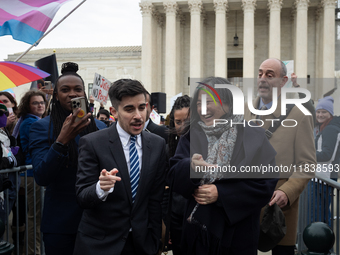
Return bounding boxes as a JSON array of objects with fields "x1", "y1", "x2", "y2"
[
  {"x1": 152, "y1": 11, "x2": 164, "y2": 93},
  {"x1": 176, "y1": 9, "x2": 185, "y2": 95},
  {"x1": 140, "y1": 1, "x2": 154, "y2": 92},
  {"x1": 164, "y1": 1, "x2": 178, "y2": 108},
  {"x1": 242, "y1": 0, "x2": 256, "y2": 78},
  {"x1": 291, "y1": 6, "x2": 296, "y2": 63},
  {"x1": 295, "y1": 0, "x2": 309, "y2": 86},
  {"x1": 214, "y1": 0, "x2": 228, "y2": 77},
  {"x1": 189, "y1": 0, "x2": 203, "y2": 78},
  {"x1": 314, "y1": 5, "x2": 322, "y2": 97},
  {"x1": 322, "y1": 0, "x2": 336, "y2": 80},
  {"x1": 268, "y1": 0, "x2": 282, "y2": 59}
]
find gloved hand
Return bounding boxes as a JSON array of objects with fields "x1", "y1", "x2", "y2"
[{"x1": 11, "y1": 146, "x2": 19, "y2": 156}]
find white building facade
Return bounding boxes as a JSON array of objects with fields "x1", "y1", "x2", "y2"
[
  {"x1": 140, "y1": 0, "x2": 339, "y2": 111},
  {"x1": 6, "y1": 0, "x2": 340, "y2": 114}
]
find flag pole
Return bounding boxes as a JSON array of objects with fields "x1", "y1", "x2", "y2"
[{"x1": 14, "y1": 0, "x2": 87, "y2": 62}]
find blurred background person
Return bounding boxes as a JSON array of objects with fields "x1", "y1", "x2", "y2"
[
  {"x1": 13, "y1": 90, "x2": 47, "y2": 255},
  {"x1": 0, "y1": 91, "x2": 18, "y2": 135},
  {"x1": 96, "y1": 109, "x2": 110, "y2": 127},
  {"x1": 0, "y1": 100, "x2": 21, "y2": 239},
  {"x1": 88, "y1": 95, "x2": 104, "y2": 114},
  {"x1": 166, "y1": 95, "x2": 190, "y2": 255},
  {"x1": 311, "y1": 96, "x2": 340, "y2": 225}
]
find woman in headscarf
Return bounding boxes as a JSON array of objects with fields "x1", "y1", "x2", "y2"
[{"x1": 168, "y1": 77, "x2": 278, "y2": 255}]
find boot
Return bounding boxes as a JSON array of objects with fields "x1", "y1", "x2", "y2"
[{"x1": 11, "y1": 224, "x2": 25, "y2": 255}]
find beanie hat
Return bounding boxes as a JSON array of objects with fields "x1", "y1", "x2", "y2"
[
  {"x1": 316, "y1": 96, "x2": 334, "y2": 116},
  {"x1": 0, "y1": 101, "x2": 8, "y2": 112}
]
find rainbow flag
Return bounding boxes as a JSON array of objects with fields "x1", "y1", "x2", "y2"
[{"x1": 0, "y1": 0, "x2": 72, "y2": 45}]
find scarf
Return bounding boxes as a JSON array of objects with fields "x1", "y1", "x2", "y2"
[
  {"x1": 187, "y1": 114, "x2": 244, "y2": 235},
  {"x1": 319, "y1": 116, "x2": 333, "y2": 133},
  {"x1": 197, "y1": 114, "x2": 244, "y2": 183},
  {"x1": 12, "y1": 114, "x2": 41, "y2": 139}
]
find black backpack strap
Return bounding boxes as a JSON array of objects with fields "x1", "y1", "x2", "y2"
[{"x1": 265, "y1": 104, "x2": 295, "y2": 139}]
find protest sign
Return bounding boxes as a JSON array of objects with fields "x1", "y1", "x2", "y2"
[
  {"x1": 92, "y1": 73, "x2": 111, "y2": 105},
  {"x1": 150, "y1": 109, "x2": 160, "y2": 125}
]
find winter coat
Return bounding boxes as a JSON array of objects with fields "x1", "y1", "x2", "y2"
[{"x1": 315, "y1": 116, "x2": 340, "y2": 179}]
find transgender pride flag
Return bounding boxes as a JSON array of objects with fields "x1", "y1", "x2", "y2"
[{"x1": 0, "y1": 0, "x2": 72, "y2": 45}]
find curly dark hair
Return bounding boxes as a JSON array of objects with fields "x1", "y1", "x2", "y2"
[
  {"x1": 0, "y1": 91, "x2": 18, "y2": 115},
  {"x1": 17, "y1": 90, "x2": 47, "y2": 118},
  {"x1": 168, "y1": 95, "x2": 190, "y2": 158}
]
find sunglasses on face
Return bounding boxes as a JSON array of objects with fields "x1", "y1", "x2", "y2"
[{"x1": 0, "y1": 111, "x2": 9, "y2": 117}]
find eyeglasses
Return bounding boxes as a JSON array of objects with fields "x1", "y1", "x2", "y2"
[
  {"x1": 31, "y1": 101, "x2": 45, "y2": 106},
  {"x1": 0, "y1": 111, "x2": 9, "y2": 117}
]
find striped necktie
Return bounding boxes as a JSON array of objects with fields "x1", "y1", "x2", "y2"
[{"x1": 129, "y1": 135, "x2": 140, "y2": 202}]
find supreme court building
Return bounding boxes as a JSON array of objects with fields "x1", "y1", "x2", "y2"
[{"x1": 140, "y1": 0, "x2": 340, "y2": 111}]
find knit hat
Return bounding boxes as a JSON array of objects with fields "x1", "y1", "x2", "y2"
[
  {"x1": 0, "y1": 101, "x2": 8, "y2": 112},
  {"x1": 316, "y1": 96, "x2": 334, "y2": 116}
]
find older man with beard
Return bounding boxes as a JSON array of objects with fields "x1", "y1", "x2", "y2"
[{"x1": 244, "y1": 58, "x2": 316, "y2": 255}]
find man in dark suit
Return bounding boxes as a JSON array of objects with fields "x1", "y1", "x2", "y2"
[
  {"x1": 74, "y1": 79, "x2": 167, "y2": 255},
  {"x1": 144, "y1": 92, "x2": 168, "y2": 142}
]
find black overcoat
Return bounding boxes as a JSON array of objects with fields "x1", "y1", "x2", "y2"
[{"x1": 168, "y1": 123, "x2": 278, "y2": 255}]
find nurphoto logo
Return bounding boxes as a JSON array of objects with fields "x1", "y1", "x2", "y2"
[{"x1": 197, "y1": 82, "x2": 312, "y2": 128}]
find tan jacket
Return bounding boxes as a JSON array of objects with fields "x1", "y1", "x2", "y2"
[{"x1": 244, "y1": 97, "x2": 316, "y2": 245}]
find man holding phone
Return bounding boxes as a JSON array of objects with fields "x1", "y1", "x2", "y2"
[{"x1": 74, "y1": 79, "x2": 166, "y2": 255}]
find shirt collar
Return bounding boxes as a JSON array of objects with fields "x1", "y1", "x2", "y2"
[
  {"x1": 116, "y1": 121, "x2": 142, "y2": 147},
  {"x1": 144, "y1": 119, "x2": 150, "y2": 131},
  {"x1": 259, "y1": 98, "x2": 273, "y2": 110}
]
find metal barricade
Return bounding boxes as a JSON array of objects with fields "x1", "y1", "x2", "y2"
[
  {"x1": 297, "y1": 173, "x2": 340, "y2": 255},
  {"x1": 0, "y1": 165, "x2": 44, "y2": 255}
]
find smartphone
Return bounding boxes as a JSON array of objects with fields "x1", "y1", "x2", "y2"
[
  {"x1": 44, "y1": 81, "x2": 52, "y2": 90},
  {"x1": 71, "y1": 97, "x2": 88, "y2": 123}
]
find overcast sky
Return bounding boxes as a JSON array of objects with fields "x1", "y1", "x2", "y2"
[{"x1": 0, "y1": 0, "x2": 142, "y2": 61}]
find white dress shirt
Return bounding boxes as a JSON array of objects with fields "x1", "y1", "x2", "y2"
[{"x1": 96, "y1": 121, "x2": 142, "y2": 200}]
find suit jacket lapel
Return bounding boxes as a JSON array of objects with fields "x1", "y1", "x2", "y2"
[
  {"x1": 146, "y1": 119, "x2": 156, "y2": 133},
  {"x1": 108, "y1": 123, "x2": 132, "y2": 204}
]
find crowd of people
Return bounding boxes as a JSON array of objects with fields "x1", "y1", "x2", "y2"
[{"x1": 0, "y1": 58, "x2": 337, "y2": 255}]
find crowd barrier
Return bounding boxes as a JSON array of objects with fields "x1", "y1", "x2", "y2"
[
  {"x1": 1, "y1": 167, "x2": 339, "y2": 255},
  {"x1": 297, "y1": 173, "x2": 340, "y2": 255},
  {"x1": 0, "y1": 165, "x2": 44, "y2": 255}
]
